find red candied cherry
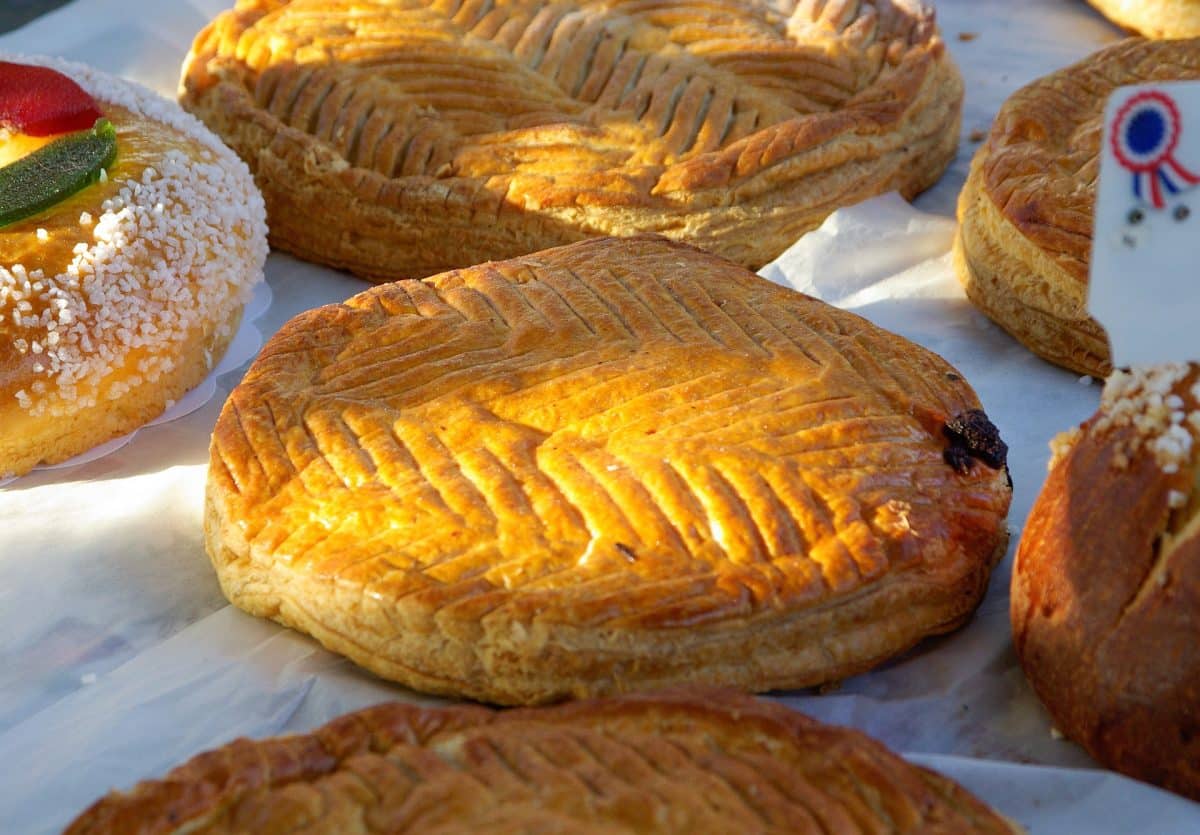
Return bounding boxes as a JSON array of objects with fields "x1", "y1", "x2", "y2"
[{"x1": 0, "y1": 61, "x2": 103, "y2": 137}]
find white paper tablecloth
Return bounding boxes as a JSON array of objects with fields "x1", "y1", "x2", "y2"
[{"x1": 3, "y1": 1, "x2": 1197, "y2": 832}]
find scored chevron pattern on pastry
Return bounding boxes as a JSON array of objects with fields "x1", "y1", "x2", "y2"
[
  {"x1": 206, "y1": 237, "x2": 1011, "y2": 704},
  {"x1": 65, "y1": 691, "x2": 1021, "y2": 834},
  {"x1": 181, "y1": 0, "x2": 963, "y2": 278},
  {"x1": 246, "y1": 0, "x2": 906, "y2": 173}
]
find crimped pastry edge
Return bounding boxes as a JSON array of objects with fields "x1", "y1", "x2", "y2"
[{"x1": 206, "y1": 488, "x2": 1009, "y2": 705}]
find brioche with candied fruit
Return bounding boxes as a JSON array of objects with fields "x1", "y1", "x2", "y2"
[
  {"x1": 1013, "y1": 364, "x2": 1200, "y2": 800},
  {"x1": 180, "y1": 0, "x2": 963, "y2": 281},
  {"x1": 0, "y1": 55, "x2": 268, "y2": 480},
  {"x1": 205, "y1": 235, "x2": 1012, "y2": 705},
  {"x1": 65, "y1": 688, "x2": 1022, "y2": 834}
]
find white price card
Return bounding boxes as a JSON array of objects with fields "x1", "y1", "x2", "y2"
[{"x1": 1089, "y1": 81, "x2": 1200, "y2": 368}]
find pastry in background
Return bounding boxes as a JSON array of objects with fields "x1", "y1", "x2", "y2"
[
  {"x1": 65, "y1": 688, "x2": 1023, "y2": 834},
  {"x1": 205, "y1": 235, "x2": 1012, "y2": 705},
  {"x1": 179, "y1": 0, "x2": 963, "y2": 281},
  {"x1": 1085, "y1": 0, "x2": 1200, "y2": 39},
  {"x1": 953, "y1": 38, "x2": 1200, "y2": 378},
  {"x1": 1013, "y1": 363, "x2": 1200, "y2": 801},
  {"x1": 0, "y1": 56, "x2": 267, "y2": 480}
]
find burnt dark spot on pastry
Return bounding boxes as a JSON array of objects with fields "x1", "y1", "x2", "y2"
[
  {"x1": 943, "y1": 409, "x2": 1008, "y2": 472},
  {"x1": 945, "y1": 372, "x2": 961, "y2": 382},
  {"x1": 616, "y1": 542, "x2": 637, "y2": 563}
]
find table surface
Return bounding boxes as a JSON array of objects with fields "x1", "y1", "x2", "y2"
[{"x1": 2, "y1": 1, "x2": 1199, "y2": 832}]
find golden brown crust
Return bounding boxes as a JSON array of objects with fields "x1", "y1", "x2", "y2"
[
  {"x1": 1013, "y1": 364, "x2": 1200, "y2": 801},
  {"x1": 64, "y1": 688, "x2": 1021, "y2": 834},
  {"x1": 205, "y1": 235, "x2": 1011, "y2": 705},
  {"x1": 1086, "y1": 0, "x2": 1200, "y2": 39},
  {"x1": 179, "y1": 0, "x2": 963, "y2": 281},
  {"x1": 953, "y1": 38, "x2": 1200, "y2": 378}
]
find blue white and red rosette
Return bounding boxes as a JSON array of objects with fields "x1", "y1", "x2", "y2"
[{"x1": 1111, "y1": 90, "x2": 1200, "y2": 209}]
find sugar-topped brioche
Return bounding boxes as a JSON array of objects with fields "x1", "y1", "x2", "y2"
[
  {"x1": 65, "y1": 689, "x2": 1021, "y2": 834},
  {"x1": 179, "y1": 0, "x2": 963, "y2": 281},
  {"x1": 205, "y1": 236, "x2": 1011, "y2": 705},
  {"x1": 1014, "y1": 363, "x2": 1200, "y2": 801},
  {"x1": 0, "y1": 55, "x2": 268, "y2": 479}
]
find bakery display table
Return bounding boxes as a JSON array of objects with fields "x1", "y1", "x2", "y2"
[{"x1": 2, "y1": 1, "x2": 1198, "y2": 831}]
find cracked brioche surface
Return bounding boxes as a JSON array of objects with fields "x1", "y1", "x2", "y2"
[
  {"x1": 205, "y1": 236, "x2": 1011, "y2": 705},
  {"x1": 1014, "y1": 363, "x2": 1200, "y2": 801},
  {"x1": 179, "y1": 0, "x2": 962, "y2": 281},
  {"x1": 953, "y1": 38, "x2": 1200, "y2": 377},
  {"x1": 65, "y1": 689, "x2": 1021, "y2": 834},
  {"x1": 0, "y1": 54, "x2": 268, "y2": 479}
]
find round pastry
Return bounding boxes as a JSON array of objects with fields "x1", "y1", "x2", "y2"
[
  {"x1": 205, "y1": 235, "x2": 1012, "y2": 705},
  {"x1": 0, "y1": 55, "x2": 268, "y2": 480},
  {"x1": 179, "y1": 0, "x2": 963, "y2": 282},
  {"x1": 1086, "y1": 0, "x2": 1200, "y2": 39},
  {"x1": 65, "y1": 688, "x2": 1021, "y2": 834},
  {"x1": 953, "y1": 38, "x2": 1200, "y2": 378},
  {"x1": 1013, "y1": 363, "x2": 1200, "y2": 800}
]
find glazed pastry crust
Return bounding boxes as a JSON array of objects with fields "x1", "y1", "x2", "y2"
[
  {"x1": 205, "y1": 235, "x2": 1011, "y2": 705},
  {"x1": 953, "y1": 38, "x2": 1200, "y2": 378},
  {"x1": 0, "y1": 57, "x2": 267, "y2": 479},
  {"x1": 1013, "y1": 364, "x2": 1200, "y2": 801},
  {"x1": 180, "y1": 0, "x2": 963, "y2": 281},
  {"x1": 1087, "y1": 0, "x2": 1200, "y2": 39},
  {"x1": 64, "y1": 688, "x2": 1022, "y2": 834}
]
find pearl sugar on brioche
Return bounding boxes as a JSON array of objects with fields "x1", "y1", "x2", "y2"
[{"x1": 0, "y1": 54, "x2": 268, "y2": 479}]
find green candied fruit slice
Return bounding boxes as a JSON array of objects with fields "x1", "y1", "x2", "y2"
[{"x1": 0, "y1": 118, "x2": 118, "y2": 228}]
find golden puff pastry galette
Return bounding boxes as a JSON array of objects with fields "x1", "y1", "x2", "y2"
[
  {"x1": 954, "y1": 38, "x2": 1200, "y2": 377},
  {"x1": 181, "y1": 0, "x2": 964, "y2": 281},
  {"x1": 67, "y1": 689, "x2": 1022, "y2": 834},
  {"x1": 205, "y1": 237, "x2": 1012, "y2": 705}
]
